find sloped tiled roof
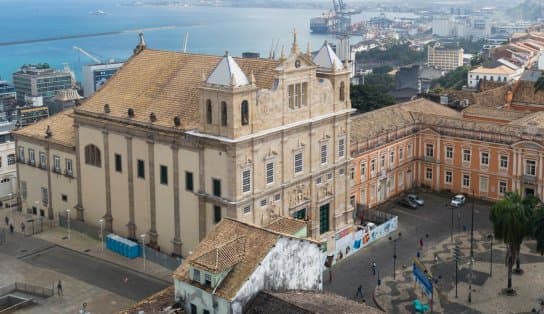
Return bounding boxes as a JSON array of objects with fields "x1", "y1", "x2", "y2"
[
  {"x1": 264, "y1": 217, "x2": 306, "y2": 235},
  {"x1": 173, "y1": 218, "x2": 318, "y2": 301},
  {"x1": 350, "y1": 98, "x2": 461, "y2": 142},
  {"x1": 13, "y1": 110, "x2": 75, "y2": 147},
  {"x1": 462, "y1": 105, "x2": 530, "y2": 122},
  {"x1": 191, "y1": 236, "x2": 246, "y2": 273},
  {"x1": 206, "y1": 53, "x2": 250, "y2": 87},
  {"x1": 313, "y1": 42, "x2": 343, "y2": 71},
  {"x1": 245, "y1": 291, "x2": 383, "y2": 314},
  {"x1": 77, "y1": 49, "x2": 279, "y2": 130},
  {"x1": 510, "y1": 111, "x2": 544, "y2": 127}
]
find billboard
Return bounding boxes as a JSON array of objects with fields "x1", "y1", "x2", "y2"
[{"x1": 82, "y1": 62, "x2": 124, "y2": 97}]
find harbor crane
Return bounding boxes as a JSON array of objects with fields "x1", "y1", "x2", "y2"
[
  {"x1": 332, "y1": 0, "x2": 360, "y2": 35},
  {"x1": 73, "y1": 46, "x2": 102, "y2": 64}
]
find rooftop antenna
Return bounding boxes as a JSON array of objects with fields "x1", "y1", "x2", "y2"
[{"x1": 183, "y1": 32, "x2": 189, "y2": 53}]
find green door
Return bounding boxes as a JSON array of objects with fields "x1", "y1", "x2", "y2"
[{"x1": 319, "y1": 203, "x2": 330, "y2": 234}]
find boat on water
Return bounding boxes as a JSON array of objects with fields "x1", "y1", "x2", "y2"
[
  {"x1": 89, "y1": 9, "x2": 108, "y2": 16},
  {"x1": 310, "y1": 12, "x2": 336, "y2": 34}
]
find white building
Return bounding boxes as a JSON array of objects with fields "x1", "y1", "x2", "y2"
[
  {"x1": 467, "y1": 65, "x2": 521, "y2": 88},
  {"x1": 82, "y1": 62, "x2": 124, "y2": 97},
  {"x1": 0, "y1": 121, "x2": 17, "y2": 205},
  {"x1": 173, "y1": 218, "x2": 322, "y2": 314},
  {"x1": 432, "y1": 17, "x2": 455, "y2": 37}
]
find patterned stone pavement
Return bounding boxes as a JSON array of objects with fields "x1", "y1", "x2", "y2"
[{"x1": 375, "y1": 230, "x2": 544, "y2": 313}]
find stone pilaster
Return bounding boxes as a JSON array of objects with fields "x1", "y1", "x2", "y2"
[
  {"x1": 126, "y1": 136, "x2": 136, "y2": 239},
  {"x1": 103, "y1": 130, "x2": 113, "y2": 232},
  {"x1": 147, "y1": 139, "x2": 158, "y2": 246},
  {"x1": 172, "y1": 144, "x2": 182, "y2": 255},
  {"x1": 74, "y1": 124, "x2": 84, "y2": 221},
  {"x1": 198, "y1": 147, "x2": 206, "y2": 241},
  {"x1": 45, "y1": 145, "x2": 54, "y2": 220}
]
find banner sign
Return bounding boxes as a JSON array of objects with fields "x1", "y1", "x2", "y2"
[{"x1": 413, "y1": 262, "x2": 433, "y2": 298}]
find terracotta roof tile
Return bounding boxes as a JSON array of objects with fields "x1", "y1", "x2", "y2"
[
  {"x1": 13, "y1": 110, "x2": 75, "y2": 147},
  {"x1": 190, "y1": 236, "x2": 246, "y2": 273},
  {"x1": 264, "y1": 217, "x2": 306, "y2": 235},
  {"x1": 78, "y1": 49, "x2": 280, "y2": 130},
  {"x1": 173, "y1": 218, "x2": 317, "y2": 301},
  {"x1": 462, "y1": 105, "x2": 531, "y2": 122}
]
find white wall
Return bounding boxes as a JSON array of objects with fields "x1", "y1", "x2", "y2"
[{"x1": 231, "y1": 237, "x2": 322, "y2": 313}]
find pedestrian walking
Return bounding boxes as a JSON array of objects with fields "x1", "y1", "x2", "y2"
[
  {"x1": 9, "y1": 224, "x2": 13, "y2": 234},
  {"x1": 20, "y1": 222, "x2": 25, "y2": 234},
  {"x1": 4, "y1": 216, "x2": 8, "y2": 226},
  {"x1": 417, "y1": 251, "x2": 421, "y2": 258},
  {"x1": 355, "y1": 285, "x2": 364, "y2": 298},
  {"x1": 419, "y1": 237, "x2": 424, "y2": 248},
  {"x1": 57, "y1": 280, "x2": 63, "y2": 296},
  {"x1": 372, "y1": 262, "x2": 377, "y2": 276},
  {"x1": 434, "y1": 254, "x2": 439, "y2": 264}
]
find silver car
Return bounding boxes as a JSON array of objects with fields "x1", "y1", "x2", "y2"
[
  {"x1": 407, "y1": 194, "x2": 424, "y2": 206},
  {"x1": 451, "y1": 194, "x2": 466, "y2": 207}
]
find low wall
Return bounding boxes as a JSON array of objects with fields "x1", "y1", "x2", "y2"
[{"x1": 58, "y1": 213, "x2": 100, "y2": 240}]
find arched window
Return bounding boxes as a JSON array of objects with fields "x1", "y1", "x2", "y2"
[
  {"x1": 206, "y1": 99, "x2": 213, "y2": 124},
  {"x1": 241, "y1": 100, "x2": 249, "y2": 126},
  {"x1": 84, "y1": 144, "x2": 101, "y2": 167},
  {"x1": 339, "y1": 81, "x2": 345, "y2": 102},
  {"x1": 221, "y1": 101, "x2": 228, "y2": 126}
]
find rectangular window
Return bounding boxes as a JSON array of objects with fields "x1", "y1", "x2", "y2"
[
  {"x1": 137, "y1": 160, "x2": 145, "y2": 179},
  {"x1": 399, "y1": 147, "x2": 404, "y2": 160},
  {"x1": 350, "y1": 167, "x2": 355, "y2": 180},
  {"x1": 463, "y1": 174, "x2": 470, "y2": 188},
  {"x1": 18, "y1": 147, "x2": 24, "y2": 162},
  {"x1": 499, "y1": 181, "x2": 507, "y2": 195},
  {"x1": 463, "y1": 149, "x2": 471, "y2": 162},
  {"x1": 446, "y1": 146, "x2": 453, "y2": 159},
  {"x1": 294, "y1": 152, "x2": 303, "y2": 174},
  {"x1": 426, "y1": 168, "x2": 433, "y2": 180},
  {"x1": 39, "y1": 152, "x2": 46, "y2": 169},
  {"x1": 288, "y1": 82, "x2": 308, "y2": 108},
  {"x1": 338, "y1": 138, "x2": 346, "y2": 158},
  {"x1": 66, "y1": 159, "x2": 73, "y2": 176},
  {"x1": 243, "y1": 205, "x2": 251, "y2": 214},
  {"x1": 320, "y1": 144, "x2": 328, "y2": 165},
  {"x1": 53, "y1": 155, "x2": 60, "y2": 172},
  {"x1": 204, "y1": 274, "x2": 212, "y2": 287},
  {"x1": 20, "y1": 181, "x2": 27, "y2": 200},
  {"x1": 266, "y1": 162, "x2": 274, "y2": 185},
  {"x1": 327, "y1": 172, "x2": 333, "y2": 181},
  {"x1": 213, "y1": 205, "x2": 222, "y2": 223},
  {"x1": 115, "y1": 154, "x2": 122, "y2": 172},
  {"x1": 390, "y1": 151, "x2": 395, "y2": 165},
  {"x1": 190, "y1": 304, "x2": 197, "y2": 314},
  {"x1": 500, "y1": 155, "x2": 508, "y2": 169},
  {"x1": 160, "y1": 165, "x2": 168, "y2": 185},
  {"x1": 526, "y1": 160, "x2": 536, "y2": 176},
  {"x1": 339, "y1": 168, "x2": 345, "y2": 176},
  {"x1": 380, "y1": 155, "x2": 385, "y2": 168},
  {"x1": 260, "y1": 199, "x2": 267, "y2": 207},
  {"x1": 288, "y1": 84, "x2": 294, "y2": 108},
  {"x1": 212, "y1": 179, "x2": 221, "y2": 197},
  {"x1": 445, "y1": 171, "x2": 453, "y2": 184},
  {"x1": 274, "y1": 193, "x2": 281, "y2": 201},
  {"x1": 360, "y1": 161, "x2": 366, "y2": 179},
  {"x1": 204, "y1": 310, "x2": 210, "y2": 314},
  {"x1": 370, "y1": 159, "x2": 375, "y2": 173},
  {"x1": 41, "y1": 187, "x2": 48, "y2": 206},
  {"x1": 319, "y1": 203, "x2": 330, "y2": 234},
  {"x1": 242, "y1": 169, "x2": 251, "y2": 193},
  {"x1": 316, "y1": 177, "x2": 322, "y2": 185},
  {"x1": 408, "y1": 144, "x2": 413, "y2": 157},
  {"x1": 7, "y1": 154, "x2": 15, "y2": 166},
  {"x1": 293, "y1": 208, "x2": 306, "y2": 220},
  {"x1": 481, "y1": 152, "x2": 489, "y2": 166},
  {"x1": 181, "y1": 172, "x2": 192, "y2": 191},
  {"x1": 193, "y1": 269, "x2": 200, "y2": 282},
  {"x1": 426, "y1": 144, "x2": 434, "y2": 157},
  {"x1": 480, "y1": 176, "x2": 489, "y2": 192},
  {"x1": 28, "y1": 149, "x2": 35, "y2": 165}
]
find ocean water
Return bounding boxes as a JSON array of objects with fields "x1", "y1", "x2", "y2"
[{"x1": 0, "y1": 0, "x2": 414, "y2": 81}]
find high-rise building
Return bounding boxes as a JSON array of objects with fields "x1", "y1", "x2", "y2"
[
  {"x1": 82, "y1": 62, "x2": 124, "y2": 97},
  {"x1": 427, "y1": 44, "x2": 464, "y2": 71},
  {"x1": 12, "y1": 64, "x2": 73, "y2": 105}
]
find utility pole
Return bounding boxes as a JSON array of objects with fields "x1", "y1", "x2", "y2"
[
  {"x1": 470, "y1": 189, "x2": 475, "y2": 258},
  {"x1": 389, "y1": 232, "x2": 402, "y2": 280},
  {"x1": 454, "y1": 244, "x2": 460, "y2": 298},
  {"x1": 488, "y1": 234, "x2": 493, "y2": 277},
  {"x1": 450, "y1": 204, "x2": 454, "y2": 242}
]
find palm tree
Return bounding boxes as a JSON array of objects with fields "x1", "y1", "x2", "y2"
[
  {"x1": 533, "y1": 205, "x2": 544, "y2": 255},
  {"x1": 490, "y1": 192, "x2": 529, "y2": 294}
]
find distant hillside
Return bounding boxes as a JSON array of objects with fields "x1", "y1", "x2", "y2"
[{"x1": 510, "y1": 0, "x2": 544, "y2": 21}]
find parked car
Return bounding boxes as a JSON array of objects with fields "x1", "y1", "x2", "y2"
[
  {"x1": 451, "y1": 194, "x2": 466, "y2": 207},
  {"x1": 407, "y1": 194, "x2": 424, "y2": 206},
  {"x1": 398, "y1": 197, "x2": 418, "y2": 209}
]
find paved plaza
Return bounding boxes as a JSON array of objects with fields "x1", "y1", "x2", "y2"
[{"x1": 0, "y1": 207, "x2": 171, "y2": 313}]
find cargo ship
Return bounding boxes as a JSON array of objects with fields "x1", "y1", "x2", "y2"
[{"x1": 310, "y1": 12, "x2": 337, "y2": 34}]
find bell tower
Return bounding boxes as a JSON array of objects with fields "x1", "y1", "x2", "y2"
[{"x1": 199, "y1": 52, "x2": 258, "y2": 139}]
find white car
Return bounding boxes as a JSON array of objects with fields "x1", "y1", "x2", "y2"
[
  {"x1": 407, "y1": 194, "x2": 424, "y2": 206},
  {"x1": 451, "y1": 194, "x2": 466, "y2": 207}
]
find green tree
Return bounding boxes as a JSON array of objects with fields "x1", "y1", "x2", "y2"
[
  {"x1": 533, "y1": 205, "x2": 544, "y2": 255},
  {"x1": 534, "y1": 75, "x2": 544, "y2": 93},
  {"x1": 490, "y1": 192, "x2": 531, "y2": 293},
  {"x1": 434, "y1": 66, "x2": 469, "y2": 90}
]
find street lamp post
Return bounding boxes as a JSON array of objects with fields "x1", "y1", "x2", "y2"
[
  {"x1": 140, "y1": 233, "x2": 146, "y2": 271},
  {"x1": 470, "y1": 190, "x2": 475, "y2": 258},
  {"x1": 65, "y1": 209, "x2": 71, "y2": 240},
  {"x1": 468, "y1": 256, "x2": 474, "y2": 303},
  {"x1": 488, "y1": 234, "x2": 493, "y2": 277},
  {"x1": 388, "y1": 232, "x2": 402, "y2": 280},
  {"x1": 99, "y1": 219, "x2": 104, "y2": 252},
  {"x1": 453, "y1": 245, "x2": 460, "y2": 298},
  {"x1": 450, "y1": 204, "x2": 454, "y2": 242}
]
